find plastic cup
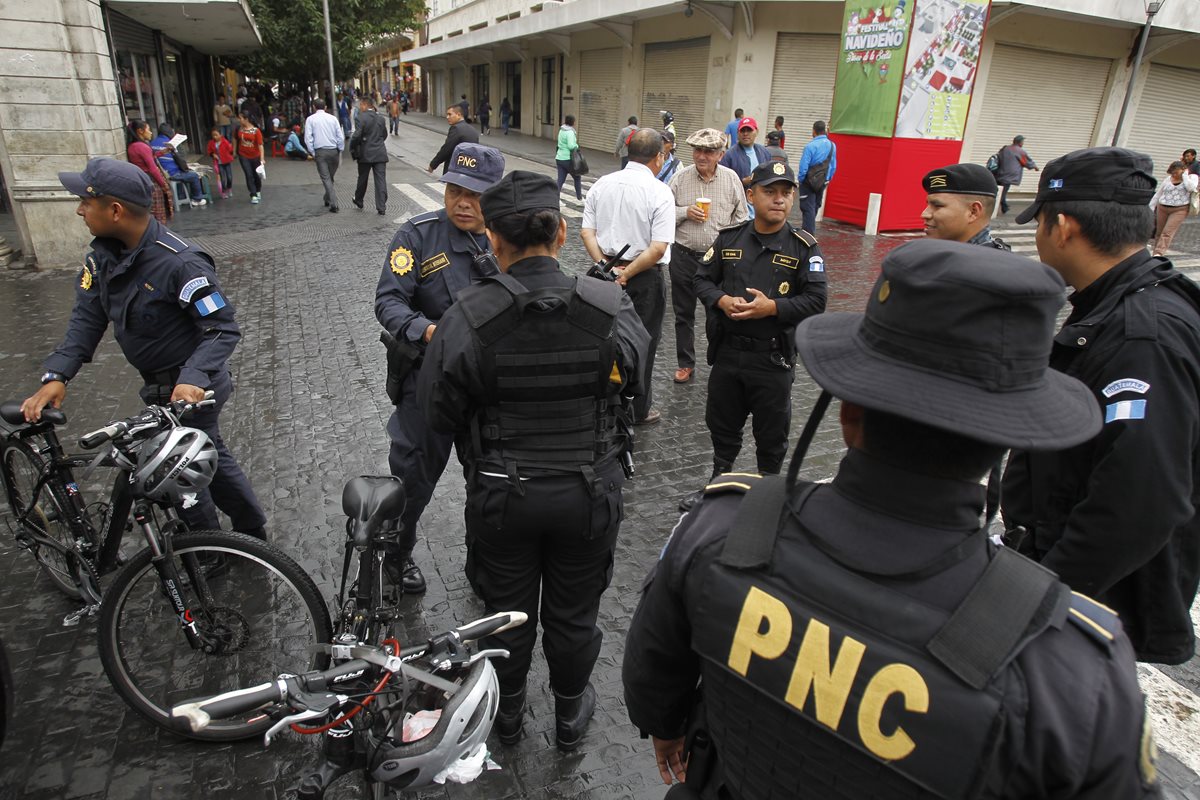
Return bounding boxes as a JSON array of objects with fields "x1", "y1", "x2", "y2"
[{"x1": 696, "y1": 197, "x2": 711, "y2": 221}]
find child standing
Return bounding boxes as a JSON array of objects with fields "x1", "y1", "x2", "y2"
[
  {"x1": 235, "y1": 113, "x2": 264, "y2": 204},
  {"x1": 207, "y1": 128, "x2": 235, "y2": 199}
]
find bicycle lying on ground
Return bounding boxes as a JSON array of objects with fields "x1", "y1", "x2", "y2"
[
  {"x1": 0, "y1": 397, "x2": 332, "y2": 741},
  {"x1": 172, "y1": 474, "x2": 525, "y2": 798}
]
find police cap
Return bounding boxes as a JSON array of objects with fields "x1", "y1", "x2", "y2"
[
  {"x1": 921, "y1": 163, "x2": 997, "y2": 197},
  {"x1": 748, "y1": 160, "x2": 797, "y2": 188},
  {"x1": 1015, "y1": 146, "x2": 1156, "y2": 224},
  {"x1": 439, "y1": 143, "x2": 505, "y2": 194},
  {"x1": 59, "y1": 157, "x2": 152, "y2": 209},
  {"x1": 794, "y1": 239, "x2": 1101, "y2": 450},
  {"x1": 480, "y1": 170, "x2": 560, "y2": 222}
]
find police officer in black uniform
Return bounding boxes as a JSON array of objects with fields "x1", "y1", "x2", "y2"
[
  {"x1": 920, "y1": 163, "x2": 1010, "y2": 249},
  {"x1": 694, "y1": 160, "x2": 826, "y2": 481},
  {"x1": 1003, "y1": 147, "x2": 1200, "y2": 666},
  {"x1": 375, "y1": 143, "x2": 504, "y2": 592},
  {"x1": 417, "y1": 171, "x2": 649, "y2": 753},
  {"x1": 21, "y1": 158, "x2": 266, "y2": 537},
  {"x1": 625, "y1": 240, "x2": 1158, "y2": 799}
]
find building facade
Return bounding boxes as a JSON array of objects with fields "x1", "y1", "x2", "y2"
[
  {"x1": 403, "y1": 0, "x2": 1199, "y2": 184},
  {"x1": 359, "y1": 32, "x2": 421, "y2": 103},
  {"x1": 0, "y1": 0, "x2": 260, "y2": 268}
]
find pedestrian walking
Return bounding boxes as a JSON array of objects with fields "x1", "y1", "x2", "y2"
[
  {"x1": 661, "y1": 110, "x2": 676, "y2": 138},
  {"x1": 1003, "y1": 147, "x2": 1200, "y2": 666},
  {"x1": 1149, "y1": 160, "x2": 1198, "y2": 256},
  {"x1": 206, "y1": 128, "x2": 236, "y2": 199},
  {"x1": 125, "y1": 120, "x2": 173, "y2": 223},
  {"x1": 337, "y1": 93, "x2": 352, "y2": 138},
  {"x1": 235, "y1": 112, "x2": 263, "y2": 204},
  {"x1": 657, "y1": 131, "x2": 679, "y2": 184},
  {"x1": 795, "y1": 120, "x2": 836, "y2": 234},
  {"x1": 625, "y1": 238, "x2": 1155, "y2": 800},
  {"x1": 690, "y1": 161, "x2": 825, "y2": 494},
  {"x1": 400, "y1": 90, "x2": 410, "y2": 115},
  {"x1": 919, "y1": 163, "x2": 1009, "y2": 248},
  {"x1": 375, "y1": 143, "x2": 506, "y2": 597},
  {"x1": 582, "y1": 129, "x2": 675, "y2": 426},
  {"x1": 213, "y1": 94, "x2": 234, "y2": 143},
  {"x1": 21, "y1": 158, "x2": 267, "y2": 540},
  {"x1": 350, "y1": 97, "x2": 390, "y2": 215},
  {"x1": 305, "y1": 99, "x2": 344, "y2": 212},
  {"x1": 554, "y1": 115, "x2": 583, "y2": 200},
  {"x1": 718, "y1": 117, "x2": 769, "y2": 219},
  {"x1": 458, "y1": 94, "x2": 470, "y2": 122},
  {"x1": 500, "y1": 97, "x2": 512, "y2": 134},
  {"x1": 1184, "y1": 148, "x2": 1199, "y2": 176},
  {"x1": 615, "y1": 116, "x2": 639, "y2": 170},
  {"x1": 478, "y1": 96, "x2": 492, "y2": 135},
  {"x1": 416, "y1": 170, "x2": 650, "y2": 753},
  {"x1": 773, "y1": 115, "x2": 786, "y2": 149},
  {"x1": 995, "y1": 135, "x2": 1038, "y2": 214},
  {"x1": 387, "y1": 95, "x2": 400, "y2": 135},
  {"x1": 667, "y1": 128, "x2": 747, "y2": 386},
  {"x1": 428, "y1": 105, "x2": 480, "y2": 174}
]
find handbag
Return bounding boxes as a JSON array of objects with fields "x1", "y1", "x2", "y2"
[
  {"x1": 804, "y1": 154, "x2": 831, "y2": 193},
  {"x1": 569, "y1": 147, "x2": 588, "y2": 177}
]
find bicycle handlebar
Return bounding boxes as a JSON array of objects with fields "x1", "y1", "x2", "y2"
[
  {"x1": 452, "y1": 611, "x2": 527, "y2": 644},
  {"x1": 172, "y1": 680, "x2": 287, "y2": 732},
  {"x1": 78, "y1": 392, "x2": 217, "y2": 450}
]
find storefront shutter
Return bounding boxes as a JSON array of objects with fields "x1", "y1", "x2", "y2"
[
  {"x1": 642, "y1": 37, "x2": 711, "y2": 165},
  {"x1": 768, "y1": 33, "x2": 839, "y2": 142},
  {"x1": 578, "y1": 48, "x2": 623, "y2": 152},
  {"x1": 1126, "y1": 62, "x2": 1200, "y2": 174},
  {"x1": 107, "y1": 9, "x2": 156, "y2": 55}
]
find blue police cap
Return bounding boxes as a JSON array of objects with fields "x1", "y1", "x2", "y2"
[
  {"x1": 59, "y1": 157, "x2": 153, "y2": 209},
  {"x1": 439, "y1": 143, "x2": 504, "y2": 194}
]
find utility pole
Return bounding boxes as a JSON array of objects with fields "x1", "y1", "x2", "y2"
[
  {"x1": 1111, "y1": 0, "x2": 1165, "y2": 146},
  {"x1": 322, "y1": 0, "x2": 337, "y2": 104}
]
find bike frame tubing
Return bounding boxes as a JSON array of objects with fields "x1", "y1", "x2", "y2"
[{"x1": 134, "y1": 500, "x2": 206, "y2": 650}]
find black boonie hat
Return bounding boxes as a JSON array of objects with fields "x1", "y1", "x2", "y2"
[
  {"x1": 922, "y1": 163, "x2": 997, "y2": 197},
  {"x1": 59, "y1": 157, "x2": 153, "y2": 209},
  {"x1": 1015, "y1": 146, "x2": 1156, "y2": 224},
  {"x1": 794, "y1": 239, "x2": 1100, "y2": 450},
  {"x1": 749, "y1": 160, "x2": 797, "y2": 188},
  {"x1": 481, "y1": 170, "x2": 560, "y2": 222},
  {"x1": 439, "y1": 143, "x2": 505, "y2": 194}
]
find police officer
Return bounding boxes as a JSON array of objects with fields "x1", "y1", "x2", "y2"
[
  {"x1": 625, "y1": 239, "x2": 1157, "y2": 799},
  {"x1": 920, "y1": 163, "x2": 1010, "y2": 249},
  {"x1": 21, "y1": 158, "x2": 266, "y2": 537},
  {"x1": 694, "y1": 160, "x2": 826, "y2": 482},
  {"x1": 417, "y1": 171, "x2": 649, "y2": 753},
  {"x1": 375, "y1": 143, "x2": 504, "y2": 593},
  {"x1": 1003, "y1": 147, "x2": 1200, "y2": 666}
]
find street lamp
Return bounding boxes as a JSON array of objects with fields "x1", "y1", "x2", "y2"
[{"x1": 1111, "y1": 0, "x2": 1166, "y2": 146}]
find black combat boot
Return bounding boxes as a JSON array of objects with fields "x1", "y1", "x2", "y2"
[
  {"x1": 678, "y1": 460, "x2": 733, "y2": 513},
  {"x1": 495, "y1": 684, "x2": 526, "y2": 745},
  {"x1": 553, "y1": 683, "x2": 596, "y2": 752},
  {"x1": 400, "y1": 558, "x2": 426, "y2": 593}
]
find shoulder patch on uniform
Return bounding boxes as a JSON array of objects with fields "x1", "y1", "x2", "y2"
[
  {"x1": 195, "y1": 292, "x2": 226, "y2": 317},
  {"x1": 1066, "y1": 591, "x2": 1119, "y2": 649},
  {"x1": 179, "y1": 276, "x2": 211, "y2": 303},
  {"x1": 390, "y1": 246, "x2": 414, "y2": 276},
  {"x1": 703, "y1": 472, "x2": 763, "y2": 496},
  {"x1": 1104, "y1": 399, "x2": 1146, "y2": 423},
  {"x1": 808, "y1": 255, "x2": 825, "y2": 273},
  {"x1": 792, "y1": 228, "x2": 819, "y2": 247},
  {"x1": 701, "y1": 246, "x2": 715, "y2": 264},
  {"x1": 1102, "y1": 378, "x2": 1151, "y2": 398}
]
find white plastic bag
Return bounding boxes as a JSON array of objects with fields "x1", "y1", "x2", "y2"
[
  {"x1": 401, "y1": 709, "x2": 441, "y2": 742},
  {"x1": 255, "y1": 162, "x2": 266, "y2": 181},
  {"x1": 432, "y1": 742, "x2": 501, "y2": 785}
]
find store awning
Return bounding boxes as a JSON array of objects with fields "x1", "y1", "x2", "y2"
[{"x1": 106, "y1": 0, "x2": 262, "y2": 55}]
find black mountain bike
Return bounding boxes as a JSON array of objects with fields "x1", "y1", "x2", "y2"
[
  {"x1": 173, "y1": 476, "x2": 524, "y2": 799},
  {"x1": 0, "y1": 398, "x2": 332, "y2": 741}
]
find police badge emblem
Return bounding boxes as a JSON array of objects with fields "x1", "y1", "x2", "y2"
[
  {"x1": 778, "y1": 281, "x2": 790, "y2": 295},
  {"x1": 390, "y1": 246, "x2": 414, "y2": 276},
  {"x1": 702, "y1": 247, "x2": 714, "y2": 263},
  {"x1": 772, "y1": 163, "x2": 785, "y2": 176},
  {"x1": 80, "y1": 267, "x2": 92, "y2": 291}
]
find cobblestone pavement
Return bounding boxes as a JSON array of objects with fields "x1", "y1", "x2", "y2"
[{"x1": 0, "y1": 123, "x2": 1197, "y2": 799}]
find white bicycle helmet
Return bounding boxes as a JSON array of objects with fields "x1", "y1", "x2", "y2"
[
  {"x1": 132, "y1": 427, "x2": 218, "y2": 503},
  {"x1": 367, "y1": 657, "x2": 500, "y2": 790}
]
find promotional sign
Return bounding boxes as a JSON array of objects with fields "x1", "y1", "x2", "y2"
[{"x1": 829, "y1": 2, "x2": 916, "y2": 137}]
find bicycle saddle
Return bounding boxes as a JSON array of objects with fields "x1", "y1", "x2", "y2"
[
  {"x1": 342, "y1": 476, "x2": 406, "y2": 547},
  {"x1": 0, "y1": 400, "x2": 66, "y2": 427}
]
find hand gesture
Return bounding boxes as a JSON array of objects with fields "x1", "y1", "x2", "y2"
[
  {"x1": 651, "y1": 736, "x2": 688, "y2": 785},
  {"x1": 728, "y1": 288, "x2": 777, "y2": 320}
]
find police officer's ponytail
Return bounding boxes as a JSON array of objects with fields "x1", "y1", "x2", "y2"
[{"x1": 486, "y1": 208, "x2": 562, "y2": 251}]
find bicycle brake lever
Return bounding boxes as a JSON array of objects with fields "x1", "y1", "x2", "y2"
[
  {"x1": 468, "y1": 648, "x2": 510, "y2": 665},
  {"x1": 263, "y1": 706, "x2": 337, "y2": 746}
]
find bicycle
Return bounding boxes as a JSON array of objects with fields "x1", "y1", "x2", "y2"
[{"x1": 0, "y1": 397, "x2": 332, "y2": 741}]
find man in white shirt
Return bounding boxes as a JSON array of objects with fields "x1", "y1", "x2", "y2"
[
  {"x1": 304, "y1": 99, "x2": 346, "y2": 213},
  {"x1": 582, "y1": 129, "x2": 675, "y2": 425}
]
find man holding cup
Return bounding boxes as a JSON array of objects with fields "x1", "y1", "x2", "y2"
[{"x1": 667, "y1": 128, "x2": 748, "y2": 384}]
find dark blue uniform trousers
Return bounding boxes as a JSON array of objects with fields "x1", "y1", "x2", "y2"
[
  {"x1": 386, "y1": 371, "x2": 455, "y2": 553},
  {"x1": 705, "y1": 347, "x2": 794, "y2": 474}
]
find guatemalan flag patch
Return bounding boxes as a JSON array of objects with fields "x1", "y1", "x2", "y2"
[
  {"x1": 1105, "y1": 399, "x2": 1146, "y2": 423},
  {"x1": 195, "y1": 292, "x2": 226, "y2": 316}
]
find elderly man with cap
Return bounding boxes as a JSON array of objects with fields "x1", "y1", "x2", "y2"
[
  {"x1": 21, "y1": 158, "x2": 267, "y2": 538},
  {"x1": 668, "y1": 128, "x2": 748, "y2": 385},
  {"x1": 719, "y1": 117, "x2": 770, "y2": 220},
  {"x1": 684, "y1": 161, "x2": 824, "y2": 509},
  {"x1": 920, "y1": 163, "x2": 1009, "y2": 249},
  {"x1": 375, "y1": 142, "x2": 505, "y2": 593},
  {"x1": 625, "y1": 238, "x2": 1156, "y2": 800},
  {"x1": 1002, "y1": 147, "x2": 1200, "y2": 666},
  {"x1": 418, "y1": 170, "x2": 649, "y2": 753}
]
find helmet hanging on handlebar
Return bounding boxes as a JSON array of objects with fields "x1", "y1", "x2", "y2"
[{"x1": 132, "y1": 427, "x2": 218, "y2": 504}]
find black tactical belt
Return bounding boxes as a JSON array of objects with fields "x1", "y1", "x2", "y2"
[
  {"x1": 139, "y1": 367, "x2": 182, "y2": 386},
  {"x1": 726, "y1": 335, "x2": 778, "y2": 352}
]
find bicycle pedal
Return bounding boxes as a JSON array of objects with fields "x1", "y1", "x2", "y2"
[{"x1": 62, "y1": 604, "x2": 99, "y2": 627}]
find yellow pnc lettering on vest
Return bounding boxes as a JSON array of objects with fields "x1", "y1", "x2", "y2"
[
  {"x1": 727, "y1": 585, "x2": 930, "y2": 761},
  {"x1": 456, "y1": 154, "x2": 478, "y2": 168}
]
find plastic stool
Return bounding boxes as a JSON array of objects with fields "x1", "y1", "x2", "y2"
[
  {"x1": 169, "y1": 178, "x2": 192, "y2": 208},
  {"x1": 270, "y1": 137, "x2": 286, "y2": 158}
]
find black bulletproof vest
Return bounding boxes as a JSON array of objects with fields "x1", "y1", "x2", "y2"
[
  {"x1": 458, "y1": 272, "x2": 624, "y2": 470},
  {"x1": 691, "y1": 479, "x2": 1067, "y2": 800}
]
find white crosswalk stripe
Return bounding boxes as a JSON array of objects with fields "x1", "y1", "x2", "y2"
[
  {"x1": 392, "y1": 183, "x2": 441, "y2": 213},
  {"x1": 389, "y1": 179, "x2": 587, "y2": 219}
]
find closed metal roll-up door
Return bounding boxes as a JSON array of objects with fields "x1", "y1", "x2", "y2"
[
  {"x1": 642, "y1": 37, "x2": 711, "y2": 165},
  {"x1": 578, "y1": 48, "x2": 623, "y2": 152},
  {"x1": 768, "y1": 34, "x2": 839, "y2": 140},
  {"x1": 1126, "y1": 63, "x2": 1200, "y2": 173},
  {"x1": 107, "y1": 9, "x2": 156, "y2": 54},
  {"x1": 966, "y1": 45, "x2": 1110, "y2": 170}
]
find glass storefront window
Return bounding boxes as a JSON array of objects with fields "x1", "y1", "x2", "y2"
[{"x1": 115, "y1": 50, "x2": 160, "y2": 132}]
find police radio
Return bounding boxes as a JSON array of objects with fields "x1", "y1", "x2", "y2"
[{"x1": 587, "y1": 245, "x2": 631, "y2": 282}]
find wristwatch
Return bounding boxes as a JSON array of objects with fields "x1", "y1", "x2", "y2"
[{"x1": 40, "y1": 371, "x2": 67, "y2": 385}]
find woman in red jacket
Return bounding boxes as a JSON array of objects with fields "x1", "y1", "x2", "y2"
[
  {"x1": 235, "y1": 112, "x2": 264, "y2": 204},
  {"x1": 126, "y1": 119, "x2": 173, "y2": 223}
]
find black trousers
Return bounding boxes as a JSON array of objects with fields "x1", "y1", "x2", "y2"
[
  {"x1": 624, "y1": 266, "x2": 666, "y2": 420},
  {"x1": 999, "y1": 182, "x2": 1014, "y2": 213},
  {"x1": 669, "y1": 245, "x2": 704, "y2": 369},
  {"x1": 464, "y1": 461, "x2": 624, "y2": 697},
  {"x1": 238, "y1": 155, "x2": 261, "y2": 195},
  {"x1": 386, "y1": 371, "x2": 455, "y2": 554},
  {"x1": 354, "y1": 160, "x2": 388, "y2": 213},
  {"x1": 797, "y1": 186, "x2": 824, "y2": 234},
  {"x1": 705, "y1": 346, "x2": 794, "y2": 473}
]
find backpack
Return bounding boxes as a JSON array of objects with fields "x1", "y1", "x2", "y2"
[{"x1": 986, "y1": 150, "x2": 1001, "y2": 173}]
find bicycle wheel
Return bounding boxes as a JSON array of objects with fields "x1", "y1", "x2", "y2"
[
  {"x1": 0, "y1": 439, "x2": 96, "y2": 599},
  {"x1": 98, "y1": 530, "x2": 332, "y2": 741}
]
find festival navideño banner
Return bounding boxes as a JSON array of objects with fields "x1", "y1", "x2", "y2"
[{"x1": 829, "y1": 1, "x2": 916, "y2": 138}]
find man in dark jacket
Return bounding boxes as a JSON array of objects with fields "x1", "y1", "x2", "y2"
[
  {"x1": 995, "y1": 134, "x2": 1038, "y2": 214},
  {"x1": 718, "y1": 117, "x2": 770, "y2": 220},
  {"x1": 429, "y1": 104, "x2": 480, "y2": 174},
  {"x1": 1003, "y1": 147, "x2": 1200, "y2": 665},
  {"x1": 351, "y1": 97, "x2": 390, "y2": 215}
]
